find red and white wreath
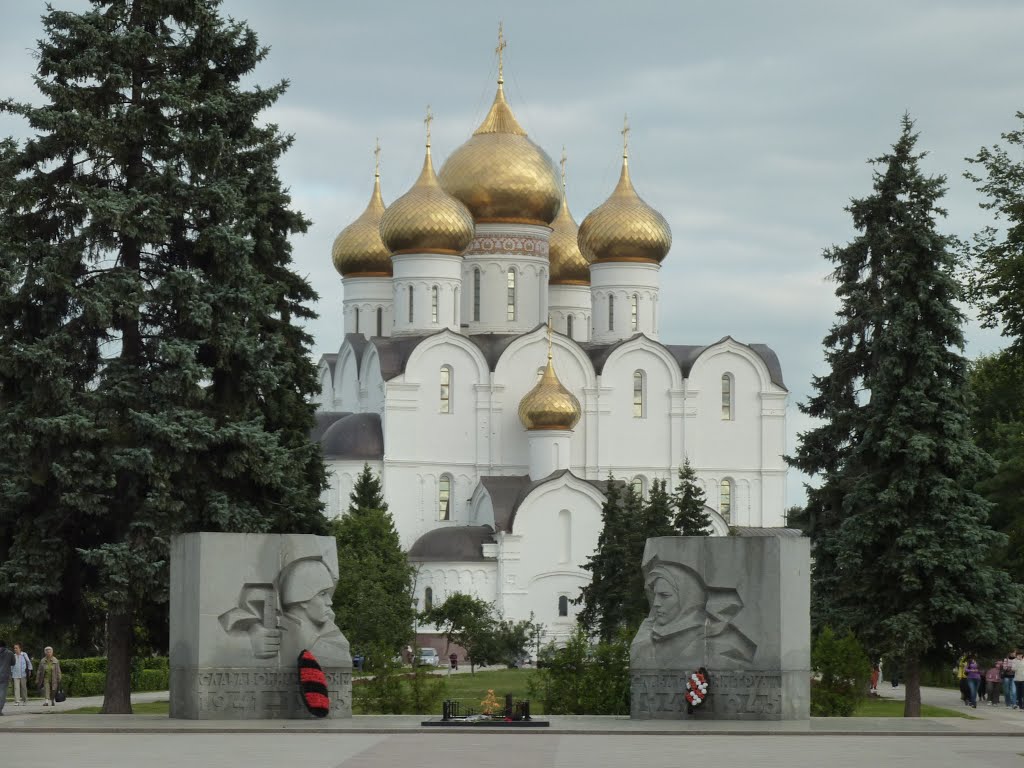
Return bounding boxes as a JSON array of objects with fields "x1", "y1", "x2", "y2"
[{"x1": 684, "y1": 671, "x2": 709, "y2": 708}]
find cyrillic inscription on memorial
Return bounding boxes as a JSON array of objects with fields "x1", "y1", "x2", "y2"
[
  {"x1": 195, "y1": 669, "x2": 352, "y2": 716},
  {"x1": 631, "y1": 670, "x2": 782, "y2": 718}
]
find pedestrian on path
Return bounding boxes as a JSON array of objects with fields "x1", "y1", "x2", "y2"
[
  {"x1": 0, "y1": 638, "x2": 14, "y2": 715},
  {"x1": 12, "y1": 642, "x2": 32, "y2": 706},
  {"x1": 870, "y1": 662, "x2": 880, "y2": 693},
  {"x1": 966, "y1": 655, "x2": 981, "y2": 708},
  {"x1": 956, "y1": 656, "x2": 970, "y2": 705},
  {"x1": 1014, "y1": 651, "x2": 1024, "y2": 710},
  {"x1": 1001, "y1": 651, "x2": 1017, "y2": 708},
  {"x1": 986, "y1": 662, "x2": 1002, "y2": 705},
  {"x1": 35, "y1": 646, "x2": 62, "y2": 708}
]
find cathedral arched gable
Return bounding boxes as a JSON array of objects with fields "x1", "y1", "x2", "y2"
[
  {"x1": 335, "y1": 342, "x2": 361, "y2": 410},
  {"x1": 600, "y1": 334, "x2": 684, "y2": 390},
  {"x1": 317, "y1": 359, "x2": 334, "y2": 407},
  {"x1": 403, "y1": 329, "x2": 490, "y2": 384},
  {"x1": 493, "y1": 326, "x2": 597, "y2": 390},
  {"x1": 516, "y1": 473, "x2": 605, "y2": 517},
  {"x1": 689, "y1": 337, "x2": 774, "y2": 391}
]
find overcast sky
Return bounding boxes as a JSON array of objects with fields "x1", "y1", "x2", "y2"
[{"x1": 2, "y1": 1, "x2": 1021, "y2": 506}]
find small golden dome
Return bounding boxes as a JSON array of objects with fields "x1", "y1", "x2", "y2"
[
  {"x1": 439, "y1": 81, "x2": 562, "y2": 226},
  {"x1": 332, "y1": 166, "x2": 391, "y2": 277},
  {"x1": 379, "y1": 132, "x2": 475, "y2": 256},
  {"x1": 518, "y1": 351, "x2": 582, "y2": 431},
  {"x1": 549, "y1": 150, "x2": 589, "y2": 285},
  {"x1": 578, "y1": 130, "x2": 672, "y2": 264}
]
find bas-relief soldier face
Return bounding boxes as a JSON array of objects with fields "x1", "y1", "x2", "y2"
[
  {"x1": 292, "y1": 586, "x2": 336, "y2": 629},
  {"x1": 650, "y1": 577, "x2": 680, "y2": 627}
]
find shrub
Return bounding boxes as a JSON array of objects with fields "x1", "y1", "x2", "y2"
[
  {"x1": 136, "y1": 669, "x2": 170, "y2": 692},
  {"x1": 528, "y1": 627, "x2": 631, "y2": 715},
  {"x1": 811, "y1": 626, "x2": 871, "y2": 716}
]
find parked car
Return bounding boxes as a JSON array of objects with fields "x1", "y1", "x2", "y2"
[{"x1": 417, "y1": 647, "x2": 441, "y2": 667}]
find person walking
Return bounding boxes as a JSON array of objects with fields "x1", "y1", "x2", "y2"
[
  {"x1": 0, "y1": 639, "x2": 14, "y2": 715},
  {"x1": 987, "y1": 661, "x2": 1003, "y2": 705},
  {"x1": 956, "y1": 655, "x2": 970, "y2": 705},
  {"x1": 966, "y1": 655, "x2": 981, "y2": 708},
  {"x1": 1002, "y1": 650, "x2": 1017, "y2": 708},
  {"x1": 35, "y1": 646, "x2": 62, "y2": 708},
  {"x1": 12, "y1": 642, "x2": 32, "y2": 706},
  {"x1": 870, "y1": 662, "x2": 880, "y2": 693},
  {"x1": 1014, "y1": 651, "x2": 1024, "y2": 711}
]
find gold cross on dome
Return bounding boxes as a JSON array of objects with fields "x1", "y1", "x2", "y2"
[
  {"x1": 496, "y1": 21, "x2": 507, "y2": 83},
  {"x1": 546, "y1": 315, "x2": 554, "y2": 360},
  {"x1": 560, "y1": 146, "x2": 567, "y2": 189},
  {"x1": 424, "y1": 106, "x2": 433, "y2": 147},
  {"x1": 373, "y1": 137, "x2": 381, "y2": 177},
  {"x1": 621, "y1": 113, "x2": 630, "y2": 159}
]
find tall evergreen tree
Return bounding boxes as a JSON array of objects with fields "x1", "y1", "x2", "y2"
[
  {"x1": 331, "y1": 464, "x2": 414, "y2": 655},
  {"x1": 577, "y1": 476, "x2": 631, "y2": 641},
  {"x1": 671, "y1": 459, "x2": 713, "y2": 535},
  {"x1": 790, "y1": 116, "x2": 1019, "y2": 716},
  {"x1": 967, "y1": 110, "x2": 1024, "y2": 356},
  {"x1": 0, "y1": 1, "x2": 326, "y2": 713}
]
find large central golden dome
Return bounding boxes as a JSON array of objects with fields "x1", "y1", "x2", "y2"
[
  {"x1": 332, "y1": 164, "x2": 391, "y2": 277},
  {"x1": 439, "y1": 79, "x2": 561, "y2": 227},
  {"x1": 379, "y1": 133, "x2": 475, "y2": 256},
  {"x1": 518, "y1": 349, "x2": 582, "y2": 431},
  {"x1": 578, "y1": 144, "x2": 672, "y2": 264}
]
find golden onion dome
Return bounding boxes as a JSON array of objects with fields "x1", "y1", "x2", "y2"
[
  {"x1": 518, "y1": 349, "x2": 582, "y2": 431},
  {"x1": 331, "y1": 159, "x2": 391, "y2": 277},
  {"x1": 438, "y1": 77, "x2": 562, "y2": 226},
  {"x1": 379, "y1": 127, "x2": 475, "y2": 256},
  {"x1": 549, "y1": 150, "x2": 589, "y2": 285},
  {"x1": 578, "y1": 125, "x2": 672, "y2": 264}
]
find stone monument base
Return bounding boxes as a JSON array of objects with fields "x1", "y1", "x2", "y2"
[{"x1": 631, "y1": 669, "x2": 809, "y2": 720}]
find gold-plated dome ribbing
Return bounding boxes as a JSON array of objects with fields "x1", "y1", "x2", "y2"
[
  {"x1": 332, "y1": 140, "x2": 391, "y2": 277},
  {"x1": 438, "y1": 28, "x2": 561, "y2": 226},
  {"x1": 578, "y1": 116, "x2": 672, "y2": 264},
  {"x1": 549, "y1": 148, "x2": 589, "y2": 285},
  {"x1": 379, "y1": 108, "x2": 476, "y2": 256},
  {"x1": 518, "y1": 328, "x2": 582, "y2": 431}
]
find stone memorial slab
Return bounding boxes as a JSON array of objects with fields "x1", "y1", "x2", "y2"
[
  {"x1": 630, "y1": 534, "x2": 810, "y2": 720},
  {"x1": 170, "y1": 532, "x2": 352, "y2": 719}
]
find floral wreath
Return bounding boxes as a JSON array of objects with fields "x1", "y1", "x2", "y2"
[{"x1": 684, "y1": 668, "x2": 710, "y2": 713}]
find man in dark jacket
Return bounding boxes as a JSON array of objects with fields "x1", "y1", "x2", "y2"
[{"x1": 0, "y1": 639, "x2": 15, "y2": 715}]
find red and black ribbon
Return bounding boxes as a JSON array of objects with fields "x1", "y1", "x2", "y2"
[{"x1": 298, "y1": 650, "x2": 330, "y2": 717}]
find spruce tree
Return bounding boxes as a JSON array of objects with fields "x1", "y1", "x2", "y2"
[
  {"x1": 791, "y1": 116, "x2": 1019, "y2": 716},
  {"x1": 0, "y1": 1, "x2": 326, "y2": 712},
  {"x1": 577, "y1": 475, "x2": 631, "y2": 641},
  {"x1": 671, "y1": 459, "x2": 713, "y2": 535},
  {"x1": 331, "y1": 465, "x2": 413, "y2": 654}
]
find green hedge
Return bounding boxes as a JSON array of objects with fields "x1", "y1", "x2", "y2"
[
  {"x1": 136, "y1": 668, "x2": 169, "y2": 692},
  {"x1": 57, "y1": 656, "x2": 170, "y2": 697}
]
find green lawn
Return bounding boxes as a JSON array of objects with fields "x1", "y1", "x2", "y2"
[
  {"x1": 353, "y1": 667, "x2": 541, "y2": 715},
  {"x1": 852, "y1": 698, "x2": 971, "y2": 718},
  {"x1": 66, "y1": 700, "x2": 170, "y2": 715}
]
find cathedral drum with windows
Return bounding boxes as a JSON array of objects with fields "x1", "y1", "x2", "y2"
[{"x1": 316, "y1": 35, "x2": 788, "y2": 647}]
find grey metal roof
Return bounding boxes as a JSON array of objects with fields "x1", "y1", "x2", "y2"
[
  {"x1": 408, "y1": 525, "x2": 495, "y2": 562},
  {"x1": 665, "y1": 337, "x2": 786, "y2": 390},
  {"x1": 344, "y1": 333, "x2": 368, "y2": 377},
  {"x1": 319, "y1": 412, "x2": 384, "y2": 460},
  {"x1": 310, "y1": 411, "x2": 350, "y2": 443},
  {"x1": 731, "y1": 527, "x2": 805, "y2": 538},
  {"x1": 482, "y1": 470, "x2": 607, "y2": 533},
  {"x1": 369, "y1": 334, "x2": 435, "y2": 381}
]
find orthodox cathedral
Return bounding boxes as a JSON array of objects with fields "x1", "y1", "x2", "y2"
[{"x1": 314, "y1": 33, "x2": 788, "y2": 645}]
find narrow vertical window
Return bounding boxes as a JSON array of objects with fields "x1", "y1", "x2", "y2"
[
  {"x1": 354, "y1": 307, "x2": 360, "y2": 335},
  {"x1": 431, "y1": 286, "x2": 439, "y2": 323},
  {"x1": 408, "y1": 285, "x2": 414, "y2": 323},
  {"x1": 424, "y1": 587, "x2": 433, "y2": 613},
  {"x1": 439, "y1": 475, "x2": 451, "y2": 521},
  {"x1": 721, "y1": 373, "x2": 733, "y2": 420},
  {"x1": 633, "y1": 370, "x2": 644, "y2": 418},
  {"x1": 440, "y1": 366, "x2": 451, "y2": 414},
  {"x1": 473, "y1": 267, "x2": 481, "y2": 321},
  {"x1": 608, "y1": 295, "x2": 615, "y2": 331},
  {"x1": 507, "y1": 269, "x2": 516, "y2": 321},
  {"x1": 566, "y1": 314, "x2": 574, "y2": 340},
  {"x1": 631, "y1": 294, "x2": 638, "y2": 331},
  {"x1": 632, "y1": 476, "x2": 645, "y2": 499},
  {"x1": 558, "y1": 595, "x2": 568, "y2": 617},
  {"x1": 720, "y1": 479, "x2": 732, "y2": 522},
  {"x1": 376, "y1": 307, "x2": 383, "y2": 336}
]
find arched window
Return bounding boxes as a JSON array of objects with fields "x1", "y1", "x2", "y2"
[
  {"x1": 720, "y1": 479, "x2": 732, "y2": 522},
  {"x1": 631, "y1": 294, "x2": 639, "y2": 331},
  {"x1": 473, "y1": 267, "x2": 481, "y2": 322},
  {"x1": 438, "y1": 475, "x2": 452, "y2": 521},
  {"x1": 424, "y1": 587, "x2": 433, "y2": 613},
  {"x1": 354, "y1": 307, "x2": 360, "y2": 335},
  {"x1": 558, "y1": 595, "x2": 568, "y2": 617},
  {"x1": 633, "y1": 370, "x2": 645, "y2": 418},
  {"x1": 440, "y1": 366, "x2": 452, "y2": 414},
  {"x1": 506, "y1": 269, "x2": 517, "y2": 321},
  {"x1": 376, "y1": 307, "x2": 383, "y2": 337},
  {"x1": 408, "y1": 285, "x2": 414, "y2": 323},
  {"x1": 566, "y1": 314, "x2": 574, "y2": 340},
  {"x1": 608, "y1": 294, "x2": 615, "y2": 331},
  {"x1": 431, "y1": 286, "x2": 439, "y2": 323},
  {"x1": 721, "y1": 373, "x2": 733, "y2": 420},
  {"x1": 631, "y1": 476, "x2": 646, "y2": 499}
]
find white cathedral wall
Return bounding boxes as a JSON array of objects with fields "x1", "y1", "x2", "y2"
[
  {"x1": 341, "y1": 276, "x2": 393, "y2": 338},
  {"x1": 547, "y1": 283, "x2": 591, "y2": 342},
  {"x1": 413, "y1": 562, "x2": 498, "y2": 631},
  {"x1": 589, "y1": 262, "x2": 660, "y2": 343}
]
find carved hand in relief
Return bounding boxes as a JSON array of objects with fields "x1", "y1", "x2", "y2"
[{"x1": 247, "y1": 623, "x2": 283, "y2": 659}]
